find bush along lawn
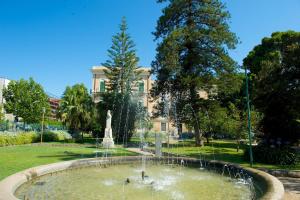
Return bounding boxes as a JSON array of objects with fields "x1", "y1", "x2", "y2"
[
  {"x1": 0, "y1": 144, "x2": 136, "y2": 180},
  {"x1": 244, "y1": 145, "x2": 299, "y2": 166},
  {"x1": 0, "y1": 131, "x2": 73, "y2": 146}
]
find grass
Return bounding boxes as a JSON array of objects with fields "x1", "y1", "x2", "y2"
[
  {"x1": 149, "y1": 139, "x2": 300, "y2": 170},
  {"x1": 0, "y1": 143, "x2": 136, "y2": 180}
]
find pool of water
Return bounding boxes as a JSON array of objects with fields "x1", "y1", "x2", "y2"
[{"x1": 15, "y1": 163, "x2": 253, "y2": 200}]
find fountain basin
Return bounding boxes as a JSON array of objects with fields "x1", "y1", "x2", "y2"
[{"x1": 0, "y1": 156, "x2": 284, "y2": 200}]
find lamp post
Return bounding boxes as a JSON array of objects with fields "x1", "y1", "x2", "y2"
[
  {"x1": 41, "y1": 107, "x2": 45, "y2": 143},
  {"x1": 245, "y1": 66, "x2": 254, "y2": 167}
]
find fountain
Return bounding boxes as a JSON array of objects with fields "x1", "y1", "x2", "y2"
[
  {"x1": 2, "y1": 156, "x2": 284, "y2": 200},
  {"x1": 101, "y1": 110, "x2": 114, "y2": 148},
  {"x1": 0, "y1": 94, "x2": 285, "y2": 200},
  {"x1": 13, "y1": 158, "x2": 256, "y2": 200}
]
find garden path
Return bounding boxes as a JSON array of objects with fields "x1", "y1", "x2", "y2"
[
  {"x1": 279, "y1": 177, "x2": 300, "y2": 200},
  {"x1": 126, "y1": 148, "x2": 154, "y2": 156}
]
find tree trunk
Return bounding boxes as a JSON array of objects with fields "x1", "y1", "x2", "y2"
[
  {"x1": 206, "y1": 134, "x2": 210, "y2": 144},
  {"x1": 194, "y1": 124, "x2": 203, "y2": 146},
  {"x1": 236, "y1": 139, "x2": 240, "y2": 152},
  {"x1": 178, "y1": 124, "x2": 183, "y2": 135}
]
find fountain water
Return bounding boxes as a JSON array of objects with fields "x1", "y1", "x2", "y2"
[{"x1": 15, "y1": 158, "x2": 258, "y2": 200}]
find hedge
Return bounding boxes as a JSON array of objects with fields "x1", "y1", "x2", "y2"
[
  {"x1": 0, "y1": 131, "x2": 72, "y2": 146},
  {"x1": 0, "y1": 132, "x2": 37, "y2": 146},
  {"x1": 244, "y1": 145, "x2": 298, "y2": 165}
]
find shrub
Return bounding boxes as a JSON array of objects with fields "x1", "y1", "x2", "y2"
[
  {"x1": 37, "y1": 131, "x2": 59, "y2": 142},
  {"x1": 0, "y1": 131, "x2": 73, "y2": 146},
  {"x1": 0, "y1": 132, "x2": 37, "y2": 146},
  {"x1": 37, "y1": 131, "x2": 72, "y2": 142},
  {"x1": 244, "y1": 145, "x2": 298, "y2": 165}
]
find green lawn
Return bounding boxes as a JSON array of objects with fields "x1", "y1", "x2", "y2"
[
  {"x1": 149, "y1": 139, "x2": 300, "y2": 170},
  {"x1": 0, "y1": 143, "x2": 135, "y2": 180}
]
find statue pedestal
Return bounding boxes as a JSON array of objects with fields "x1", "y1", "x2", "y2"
[{"x1": 102, "y1": 128, "x2": 114, "y2": 148}]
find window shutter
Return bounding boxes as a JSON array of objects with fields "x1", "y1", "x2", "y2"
[
  {"x1": 100, "y1": 80, "x2": 105, "y2": 92},
  {"x1": 161, "y1": 122, "x2": 167, "y2": 132},
  {"x1": 139, "y1": 82, "x2": 144, "y2": 93}
]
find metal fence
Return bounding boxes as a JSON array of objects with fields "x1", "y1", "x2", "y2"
[{"x1": 0, "y1": 121, "x2": 66, "y2": 132}]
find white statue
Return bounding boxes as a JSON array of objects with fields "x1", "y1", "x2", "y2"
[
  {"x1": 102, "y1": 110, "x2": 114, "y2": 148},
  {"x1": 106, "y1": 110, "x2": 112, "y2": 131}
]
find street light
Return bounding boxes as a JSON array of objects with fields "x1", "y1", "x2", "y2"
[
  {"x1": 41, "y1": 107, "x2": 45, "y2": 143},
  {"x1": 245, "y1": 66, "x2": 254, "y2": 167}
]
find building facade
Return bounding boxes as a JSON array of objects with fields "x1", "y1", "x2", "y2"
[
  {"x1": 91, "y1": 66, "x2": 182, "y2": 133},
  {"x1": 0, "y1": 78, "x2": 10, "y2": 105},
  {"x1": 48, "y1": 98, "x2": 60, "y2": 120},
  {"x1": 0, "y1": 77, "x2": 14, "y2": 121}
]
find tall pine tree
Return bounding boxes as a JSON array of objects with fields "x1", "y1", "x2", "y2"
[
  {"x1": 99, "y1": 17, "x2": 141, "y2": 143},
  {"x1": 103, "y1": 17, "x2": 140, "y2": 94},
  {"x1": 151, "y1": 0, "x2": 238, "y2": 146}
]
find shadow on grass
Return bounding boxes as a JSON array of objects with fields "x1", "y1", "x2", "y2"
[
  {"x1": 37, "y1": 153, "x2": 96, "y2": 161},
  {"x1": 37, "y1": 149, "x2": 137, "y2": 161}
]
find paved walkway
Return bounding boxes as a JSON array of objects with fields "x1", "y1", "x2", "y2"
[
  {"x1": 126, "y1": 148, "x2": 154, "y2": 156},
  {"x1": 278, "y1": 177, "x2": 300, "y2": 200}
]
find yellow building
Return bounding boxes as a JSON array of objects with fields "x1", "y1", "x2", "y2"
[{"x1": 91, "y1": 66, "x2": 181, "y2": 133}]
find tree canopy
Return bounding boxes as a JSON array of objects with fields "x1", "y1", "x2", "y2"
[
  {"x1": 243, "y1": 31, "x2": 300, "y2": 143},
  {"x1": 3, "y1": 78, "x2": 49, "y2": 124},
  {"x1": 151, "y1": 0, "x2": 238, "y2": 146},
  {"x1": 58, "y1": 84, "x2": 94, "y2": 136},
  {"x1": 103, "y1": 17, "x2": 140, "y2": 94}
]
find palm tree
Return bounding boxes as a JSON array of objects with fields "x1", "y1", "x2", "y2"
[{"x1": 58, "y1": 84, "x2": 93, "y2": 141}]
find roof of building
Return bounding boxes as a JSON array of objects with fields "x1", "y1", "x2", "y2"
[
  {"x1": 91, "y1": 66, "x2": 151, "y2": 76},
  {"x1": 91, "y1": 66, "x2": 151, "y2": 72}
]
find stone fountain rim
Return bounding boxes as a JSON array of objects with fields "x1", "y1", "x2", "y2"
[{"x1": 0, "y1": 156, "x2": 284, "y2": 200}]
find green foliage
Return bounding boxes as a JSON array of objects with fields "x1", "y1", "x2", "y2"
[
  {"x1": 151, "y1": 0, "x2": 238, "y2": 146},
  {"x1": 243, "y1": 31, "x2": 300, "y2": 142},
  {"x1": 214, "y1": 72, "x2": 262, "y2": 141},
  {"x1": 37, "y1": 131, "x2": 72, "y2": 142},
  {"x1": 0, "y1": 132, "x2": 37, "y2": 146},
  {"x1": 58, "y1": 84, "x2": 94, "y2": 134},
  {"x1": 3, "y1": 78, "x2": 50, "y2": 124},
  {"x1": 200, "y1": 102, "x2": 226, "y2": 133},
  {"x1": 198, "y1": 102, "x2": 240, "y2": 140},
  {"x1": 244, "y1": 146, "x2": 298, "y2": 165},
  {"x1": 46, "y1": 119, "x2": 63, "y2": 127},
  {"x1": 0, "y1": 105, "x2": 4, "y2": 122},
  {"x1": 0, "y1": 131, "x2": 72, "y2": 146},
  {"x1": 0, "y1": 120, "x2": 10, "y2": 131},
  {"x1": 103, "y1": 17, "x2": 140, "y2": 94}
]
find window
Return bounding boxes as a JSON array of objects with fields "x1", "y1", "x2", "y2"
[
  {"x1": 138, "y1": 81, "x2": 144, "y2": 93},
  {"x1": 100, "y1": 80, "x2": 105, "y2": 92},
  {"x1": 161, "y1": 122, "x2": 167, "y2": 132}
]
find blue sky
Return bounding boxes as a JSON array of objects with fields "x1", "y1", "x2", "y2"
[{"x1": 0, "y1": 0, "x2": 299, "y2": 97}]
